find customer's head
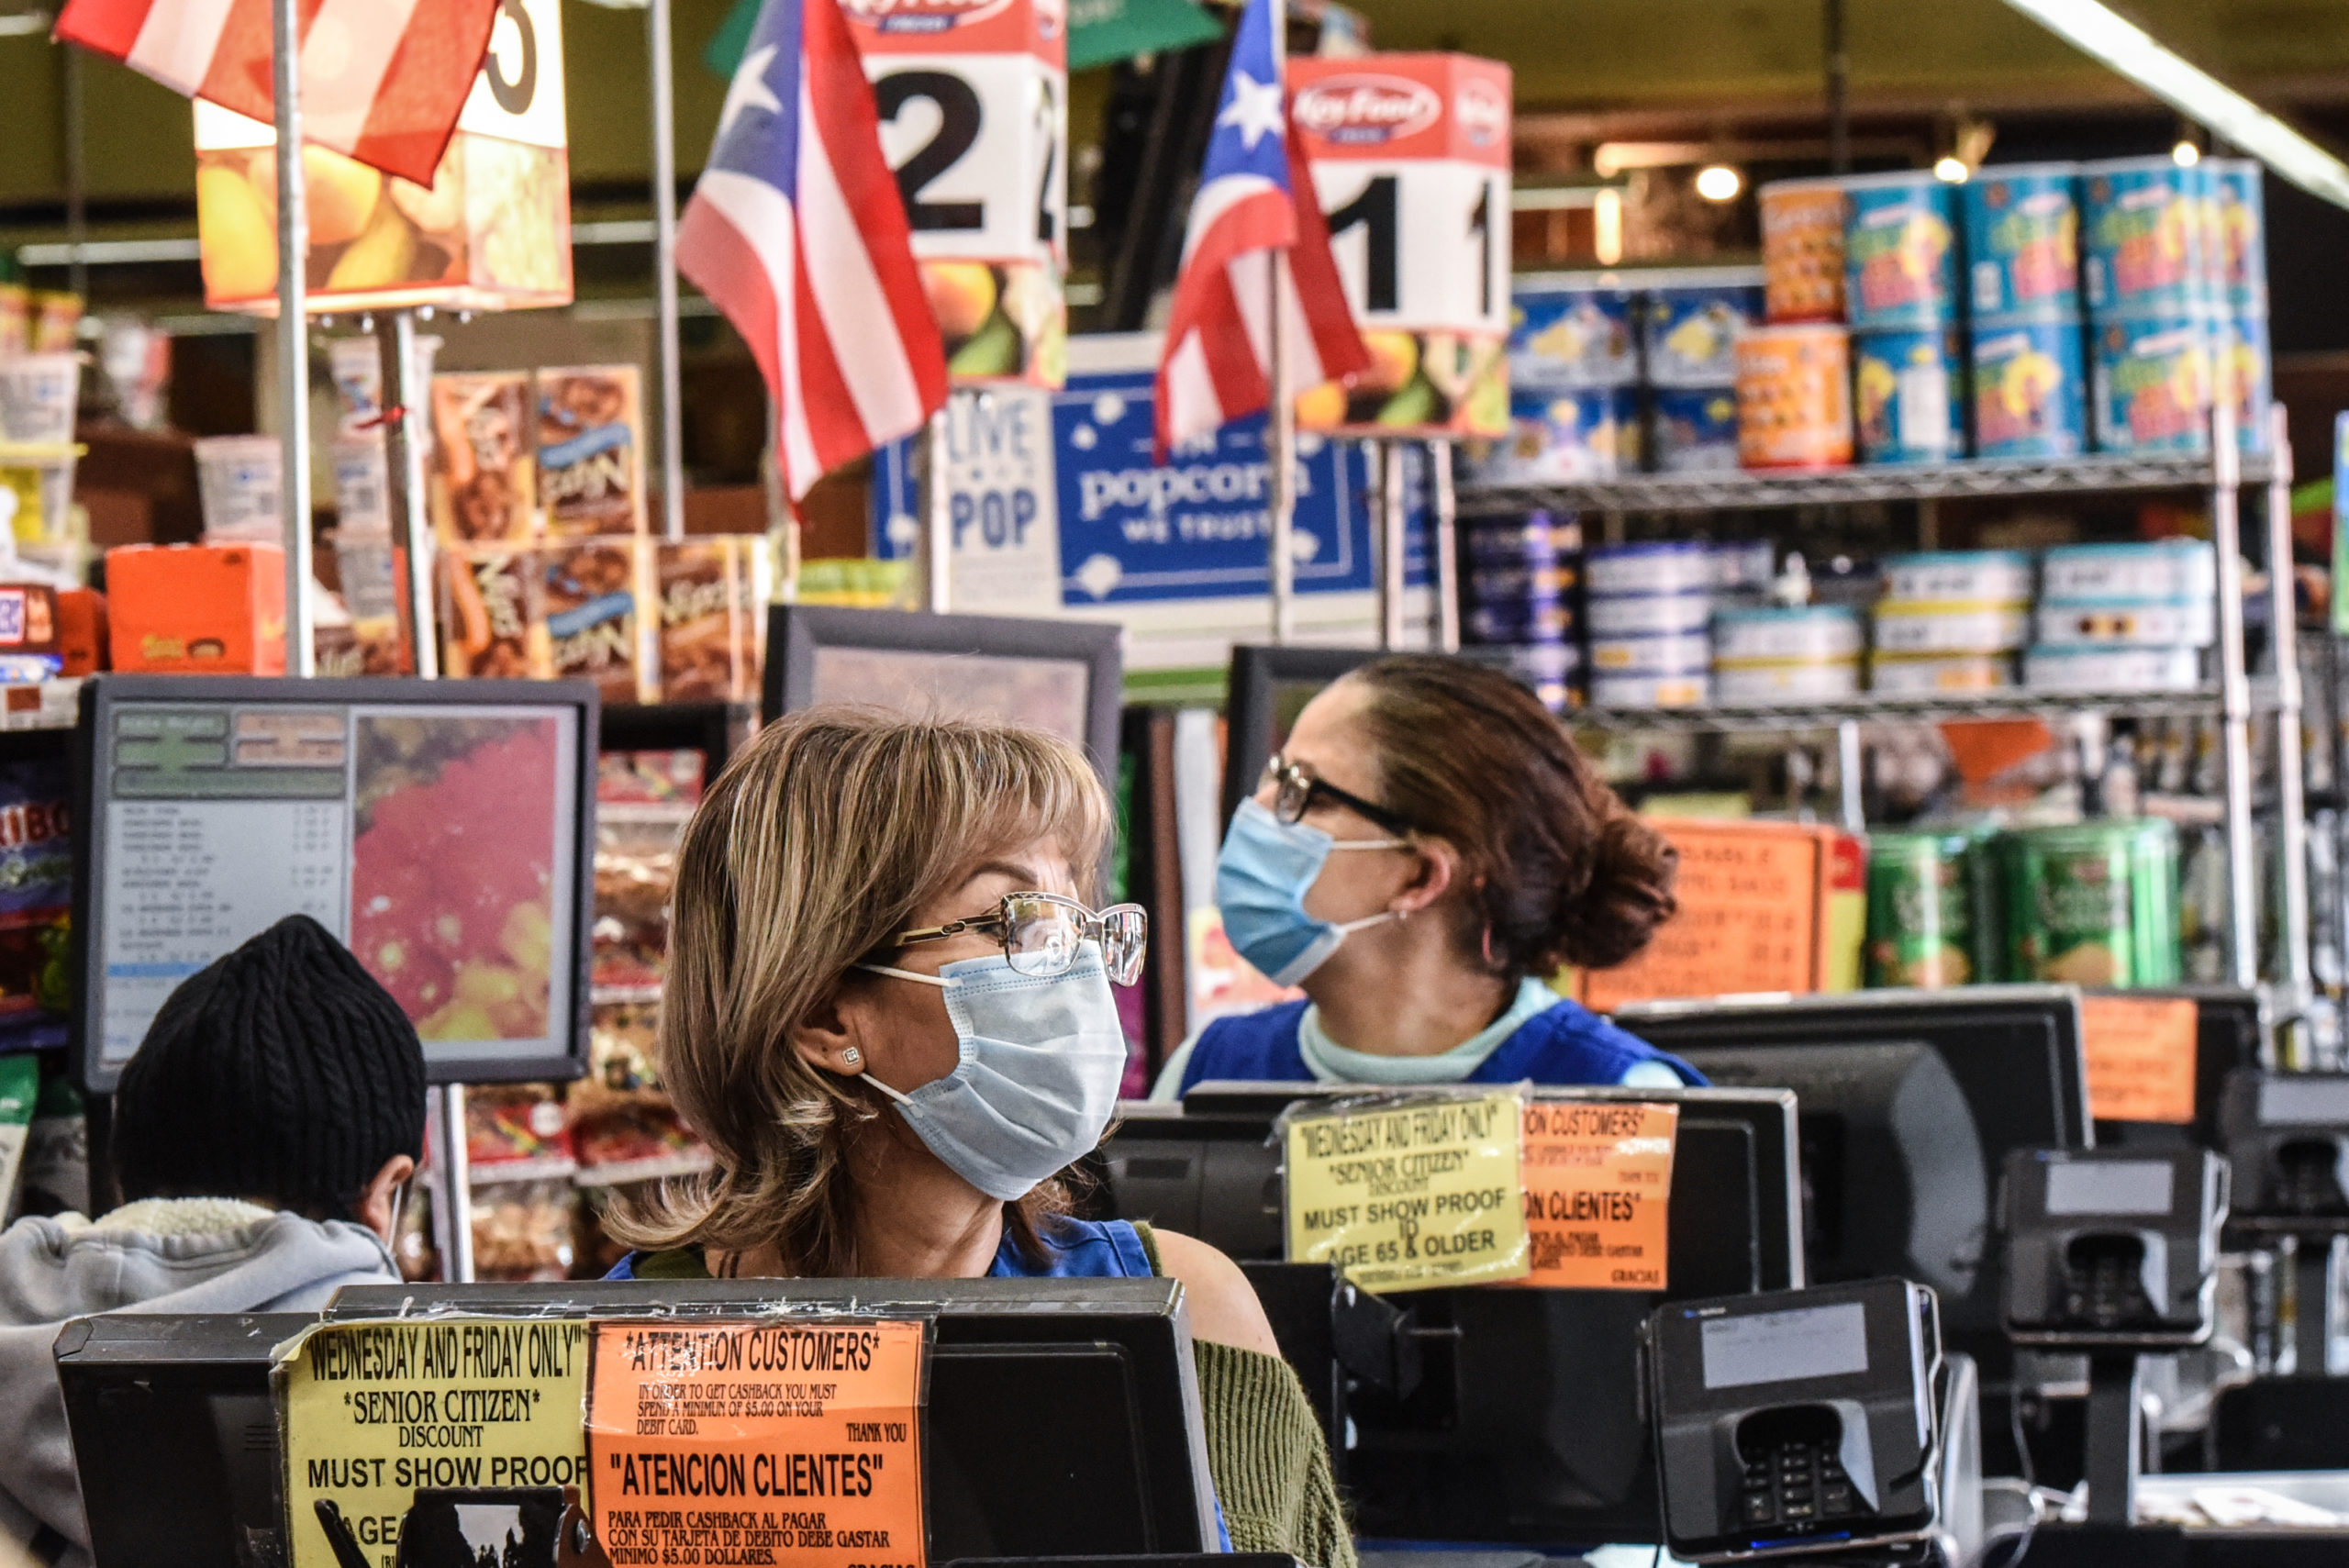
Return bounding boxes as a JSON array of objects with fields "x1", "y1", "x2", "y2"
[
  {"x1": 612, "y1": 706, "x2": 1117, "y2": 1271},
  {"x1": 113, "y1": 914, "x2": 426, "y2": 1237},
  {"x1": 1261, "y1": 654, "x2": 1677, "y2": 982}
]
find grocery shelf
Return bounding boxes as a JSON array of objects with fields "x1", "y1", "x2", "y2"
[
  {"x1": 468, "y1": 1154, "x2": 580, "y2": 1186},
  {"x1": 1459, "y1": 452, "x2": 2278, "y2": 516},
  {"x1": 0, "y1": 679, "x2": 82, "y2": 731},
  {"x1": 572, "y1": 1150, "x2": 716, "y2": 1188},
  {"x1": 589, "y1": 982, "x2": 663, "y2": 1007},
  {"x1": 1568, "y1": 680, "x2": 2275, "y2": 735}
]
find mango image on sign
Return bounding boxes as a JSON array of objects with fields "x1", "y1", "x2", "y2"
[
  {"x1": 197, "y1": 162, "x2": 278, "y2": 300},
  {"x1": 1360, "y1": 331, "x2": 1419, "y2": 394},
  {"x1": 923, "y1": 261, "x2": 998, "y2": 340},
  {"x1": 303, "y1": 146, "x2": 384, "y2": 247},
  {"x1": 1297, "y1": 380, "x2": 1348, "y2": 429}
]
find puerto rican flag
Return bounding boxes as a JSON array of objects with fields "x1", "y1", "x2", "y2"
[
  {"x1": 53, "y1": 0, "x2": 499, "y2": 186},
  {"x1": 679, "y1": 0, "x2": 946, "y2": 501},
  {"x1": 1153, "y1": 0, "x2": 1368, "y2": 460}
]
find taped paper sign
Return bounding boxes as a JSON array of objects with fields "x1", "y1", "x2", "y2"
[
  {"x1": 1519, "y1": 1099, "x2": 1678, "y2": 1290},
  {"x1": 584, "y1": 1319, "x2": 928, "y2": 1568},
  {"x1": 1284, "y1": 1089, "x2": 1530, "y2": 1291},
  {"x1": 2080, "y1": 995, "x2": 2199, "y2": 1125},
  {"x1": 277, "y1": 1318, "x2": 592, "y2": 1568}
]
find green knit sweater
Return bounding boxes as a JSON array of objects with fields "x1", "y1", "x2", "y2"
[{"x1": 629, "y1": 1237, "x2": 1356, "y2": 1568}]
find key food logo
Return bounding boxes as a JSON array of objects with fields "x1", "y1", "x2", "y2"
[
  {"x1": 1456, "y1": 77, "x2": 1508, "y2": 148},
  {"x1": 1293, "y1": 75, "x2": 1442, "y2": 146}
]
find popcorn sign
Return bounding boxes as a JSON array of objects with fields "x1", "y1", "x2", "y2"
[
  {"x1": 1287, "y1": 53, "x2": 1512, "y2": 437},
  {"x1": 850, "y1": 0, "x2": 1068, "y2": 385}
]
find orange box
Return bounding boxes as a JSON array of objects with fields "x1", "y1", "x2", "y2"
[
  {"x1": 1736, "y1": 324, "x2": 1854, "y2": 470},
  {"x1": 54, "y1": 589, "x2": 106, "y2": 675},
  {"x1": 1761, "y1": 178, "x2": 1850, "y2": 324},
  {"x1": 1579, "y1": 818, "x2": 1866, "y2": 1012},
  {"x1": 105, "y1": 542, "x2": 286, "y2": 673}
]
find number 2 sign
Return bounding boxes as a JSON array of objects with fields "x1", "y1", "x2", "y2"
[
  {"x1": 848, "y1": 0, "x2": 1069, "y2": 387},
  {"x1": 1288, "y1": 54, "x2": 1511, "y2": 437}
]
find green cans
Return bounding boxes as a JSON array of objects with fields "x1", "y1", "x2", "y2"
[
  {"x1": 1999, "y1": 819, "x2": 2183, "y2": 988},
  {"x1": 1865, "y1": 830, "x2": 2000, "y2": 987}
]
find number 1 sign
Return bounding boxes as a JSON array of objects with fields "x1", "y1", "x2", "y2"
[
  {"x1": 850, "y1": 0, "x2": 1069, "y2": 387},
  {"x1": 1288, "y1": 53, "x2": 1511, "y2": 437}
]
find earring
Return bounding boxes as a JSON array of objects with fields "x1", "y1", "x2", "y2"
[{"x1": 842, "y1": 1047, "x2": 862, "y2": 1066}]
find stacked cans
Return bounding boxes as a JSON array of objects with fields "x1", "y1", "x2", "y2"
[
  {"x1": 1460, "y1": 511, "x2": 1582, "y2": 711},
  {"x1": 2208, "y1": 159, "x2": 2273, "y2": 456},
  {"x1": 1869, "y1": 550, "x2": 2033, "y2": 692},
  {"x1": 1484, "y1": 275, "x2": 1639, "y2": 480},
  {"x1": 2025, "y1": 539, "x2": 2215, "y2": 694},
  {"x1": 1844, "y1": 173, "x2": 1965, "y2": 466},
  {"x1": 1714, "y1": 604, "x2": 1863, "y2": 700},
  {"x1": 1643, "y1": 269, "x2": 1762, "y2": 473},
  {"x1": 1586, "y1": 541, "x2": 1712, "y2": 708},
  {"x1": 1998, "y1": 819, "x2": 2184, "y2": 986},
  {"x1": 1964, "y1": 163, "x2": 2088, "y2": 459}
]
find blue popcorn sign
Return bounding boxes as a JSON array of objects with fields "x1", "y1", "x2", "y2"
[{"x1": 874, "y1": 337, "x2": 1428, "y2": 612}]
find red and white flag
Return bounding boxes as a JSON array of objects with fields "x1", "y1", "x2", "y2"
[
  {"x1": 677, "y1": 0, "x2": 947, "y2": 501},
  {"x1": 54, "y1": 0, "x2": 499, "y2": 187},
  {"x1": 1153, "y1": 0, "x2": 1368, "y2": 459}
]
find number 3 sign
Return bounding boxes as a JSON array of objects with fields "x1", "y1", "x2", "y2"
[
  {"x1": 849, "y1": 0, "x2": 1069, "y2": 387},
  {"x1": 1288, "y1": 54, "x2": 1511, "y2": 437}
]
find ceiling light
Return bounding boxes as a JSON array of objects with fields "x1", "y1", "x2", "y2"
[
  {"x1": 1696, "y1": 164, "x2": 1742, "y2": 202},
  {"x1": 1998, "y1": 0, "x2": 2349, "y2": 209},
  {"x1": 1933, "y1": 155, "x2": 1971, "y2": 183},
  {"x1": 2172, "y1": 140, "x2": 2201, "y2": 167}
]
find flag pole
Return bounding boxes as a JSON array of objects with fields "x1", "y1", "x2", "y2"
[
  {"x1": 1265, "y1": 0, "x2": 1296, "y2": 646},
  {"x1": 650, "y1": 0, "x2": 688, "y2": 543},
  {"x1": 271, "y1": 0, "x2": 314, "y2": 676}
]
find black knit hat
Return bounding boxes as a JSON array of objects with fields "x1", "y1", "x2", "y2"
[{"x1": 113, "y1": 914, "x2": 428, "y2": 1218}]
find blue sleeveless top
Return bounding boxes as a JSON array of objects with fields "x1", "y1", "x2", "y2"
[
  {"x1": 605, "y1": 1217, "x2": 1154, "y2": 1281},
  {"x1": 1176, "y1": 995, "x2": 1703, "y2": 1095}
]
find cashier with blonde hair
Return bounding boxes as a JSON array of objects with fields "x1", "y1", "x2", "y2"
[
  {"x1": 607, "y1": 708, "x2": 1353, "y2": 1568},
  {"x1": 1156, "y1": 654, "x2": 1700, "y2": 1096}
]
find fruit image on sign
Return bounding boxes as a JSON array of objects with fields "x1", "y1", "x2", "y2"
[{"x1": 350, "y1": 715, "x2": 560, "y2": 1041}]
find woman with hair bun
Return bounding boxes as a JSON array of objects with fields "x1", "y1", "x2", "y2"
[{"x1": 1155, "y1": 654, "x2": 1700, "y2": 1096}]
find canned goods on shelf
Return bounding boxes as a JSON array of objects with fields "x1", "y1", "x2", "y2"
[
  {"x1": 1466, "y1": 561, "x2": 1576, "y2": 607},
  {"x1": 1469, "y1": 387, "x2": 1638, "y2": 482},
  {"x1": 1642, "y1": 267, "x2": 1766, "y2": 385},
  {"x1": 1714, "y1": 659, "x2": 1861, "y2": 702},
  {"x1": 2023, "y1": 643, "x2": 2203, "y2": 693},
  {"x1": 1587, "y1": 593, "x2": 1713, "y2": 638},
  {"x1": 2092, "y1": 315, "x2": 2213, "y2": 455},
  {"x1": 1464, "y1": 510, "x2": 1579, "y2": 566},
  {"x1": 1590, "y1": 630, "x2": 1713, "y2": 676},
  {"x1": 1759, "y1": 178, "x2": 1849, "y2": 323},
  {"x1": 2040, "y1": 539, "x2": 2216, "y2": 603},
  {"x1": 1735, "y1": 325, "x2": 1854, "y2": 470},
  {"x1": 1868, "y1": 651, "x2": 2017, "y2": 693},
  {"x1": 1842, "y1": 172, "x2": 1960, "y2": 329},
  {"x1": 1652, "y1": 385, "x2": 1742, "y2": 473},
  {"x1": 1587, "y1": 540, "x2": 1715, "y2": 597},
  {"x1": 2216, "y1": 314, "x2": 2275, "y2": 456},
  {"x1": 2209, "y1": 158, "x2": 2268, "y2": 317},
  {"x1": 1854, "y1": 328, "x2": 1965, "y2": 464},
  {"x1": 2083, "y1": 157, "x2": 2208, "y2": 318},
  {"x1": 1712, "y1": 604, "x2": 1863, "y2": 662},
  {"x1": 1711, "y1": 539, "x2": 1777, "y2": 600},
  {"x1": 1590, "y1": 672, "x2": 1711, "y2": 709},
  {"x1": 1866, "y1": 830, "x2": 1995, "y2": 987},
  {"x1": 2034, "y1": 597, "x2": 2216, "y2": 649},
  {"x1": 1874, "y1": 600, "x2": 2032, "y2": 654},
  {"x1": 1881, "y1": 550, "x2": 2035, "y2": 606},
  {"x1": 1962, "y1": 162, "x2": 2082, "y2": 323},
  {"x1": 1468, "y1": 600, "x2": 1574, "y2": 645},
  {"x1": 1998, "y1": 818, "x2": 2183, "y2": 987},
  {"x1": 1493, "y1": 639, "x2": 1582, "y2": 713},
  {"x1": 1510, "y1": 273, "x2": 1641, "y2": 389},
  {"x1": 1972, "y1": 320, "x2": 2087, "y2": 460}
]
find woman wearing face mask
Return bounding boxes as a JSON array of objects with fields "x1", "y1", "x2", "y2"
[
  {"x1": 604, "y1": 709, "x2": 1353, "y2": 1568},
  {"x1": 1155, "y1": 654, "x2": 1698, "y2": 1096}
]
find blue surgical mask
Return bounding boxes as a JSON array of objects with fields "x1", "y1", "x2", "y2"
[
  {"x1": 853, "y1": 945, "x2": 1129, "y2": 1201},
  {"x1": 1214, "y1": 797, "x2": 1407, "y2": 987}
]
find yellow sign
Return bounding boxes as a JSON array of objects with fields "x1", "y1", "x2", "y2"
[
  {"x1": 584, "y1": 1319, "x2": 929, "y2": 1568},
  {"x1": 1519, "y1": 1099, "x2": 1678, "y2": 1290},
  {"x1": 1283, "y1": 1089, "x2": 1530, "y2": 1291},
  {"x1": 278, "y1": 1318, "x2": 594, "y2": 1568}
]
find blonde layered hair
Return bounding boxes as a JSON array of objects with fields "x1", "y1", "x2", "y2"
[{"x1": 606, "y1": 706, "x2": 1114, "y2": 1272}]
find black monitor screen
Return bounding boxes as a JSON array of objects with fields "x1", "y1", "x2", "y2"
[{"x1": 73, "y1": 676, "x2": 597, "y2": 1092}]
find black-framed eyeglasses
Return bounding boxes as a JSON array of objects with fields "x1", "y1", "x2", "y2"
[
  {"x1": 1263, "y1": 754, "x2": 1414, "y2": 836},
  {"x1": 883, "y1": 892, "x2": 1148, "y2": 985}
]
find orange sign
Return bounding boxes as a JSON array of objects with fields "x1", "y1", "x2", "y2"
[
  {"x1": 1581, "y1": 821, "x2": 1830, "y2": 1011},
  {"x1": 584, "y1": 1319, "x2": 928, "y2": 1568},
  {"x1": 1518, "y1": 1099, "x2": 1678, "y2": 1290},
  {"x1": 2080, "y1": 995, "x2": 2199, "y2": 1125}
]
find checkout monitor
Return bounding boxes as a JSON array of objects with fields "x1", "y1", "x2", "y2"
[
  {"x1": 1619, "y1": 985, "x2": 2093, "y2": 1383},
  {"x1": 1098, "y1": 1082, "x2": 1802, "y2": 1547},
  {"x1": 70, "y1": 675, "x2": 598, "y2": 1093}
]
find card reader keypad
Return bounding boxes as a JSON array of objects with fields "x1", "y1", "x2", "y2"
[{"x1": 1741, "y1": 1440, "x2": 1859, "y2": 1529}]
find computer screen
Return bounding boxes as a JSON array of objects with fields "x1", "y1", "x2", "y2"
[
  {"x1": 71, "y1": 675, "x2": 597, "y2": 1093},
  {"x1": 1092, "y1": 1082, "x2": 1802, "y2": 1548},
  {"x1": 763, "y1": 606, "x2": 1122, "y2": 789}
]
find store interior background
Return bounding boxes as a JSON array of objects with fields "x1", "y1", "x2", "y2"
[{"x1": 6, "y1": 0, "x2": 2349, "y2": 558}]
